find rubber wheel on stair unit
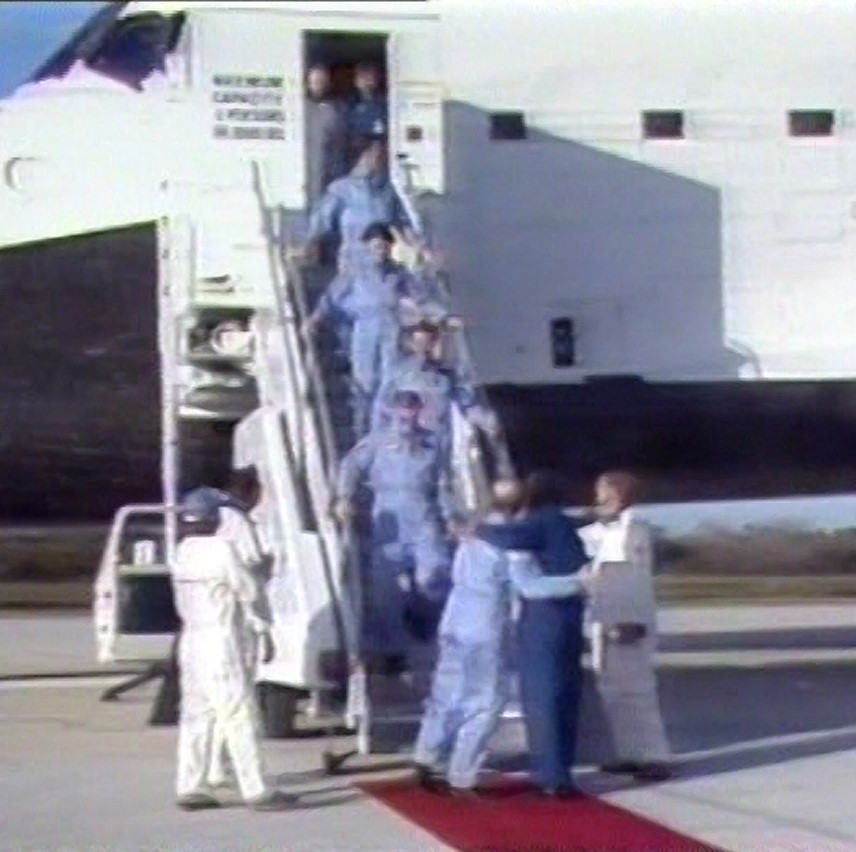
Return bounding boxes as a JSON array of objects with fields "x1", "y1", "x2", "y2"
[{"x1": 258, "y1": 683, "x2": 300, "y2": 739}]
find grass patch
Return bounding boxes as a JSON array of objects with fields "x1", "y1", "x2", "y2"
[
  {"x1": 0, "y1": 581, "x2": 92, "y2": 608},
  {"x1": 654, "y1": 525, "x2": 856, "y2": 577},
  {"x1": 656, "y1": 574, "x2": 856, "y2": 604},
  {"x1": 4, "y1": 523, "x2": 856, "y2": 593}
]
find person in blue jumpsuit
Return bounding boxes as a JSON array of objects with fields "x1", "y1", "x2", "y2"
[
  {"x1": 333, "y1": 390, "x2": 458, "y2": 668},
  {"x1": 345, "y1": 63, "x2": 388, "y2": 151},
  {"x1": 302, "y1": 135, "x2": 431, "y2": 367},
  {"x1": 305, "y1": 135, "x2": 420, "y2": 274},
  {"x1": 305, "y1": 224, "x2": 446, "y2": 439},
  {"x1": 478, "y1": 471, "x2": 589, "y2": 798},
  {"x1": 412, "y1": 478, "x2": 586, "y2": 797},
  {"x1": 371, "y1": 320, "x2": 502, "y2": 464}
]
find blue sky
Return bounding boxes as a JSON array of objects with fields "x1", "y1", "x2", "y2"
[{"x1": 0, "y1": 1, "x2": 108, "y2": 96}]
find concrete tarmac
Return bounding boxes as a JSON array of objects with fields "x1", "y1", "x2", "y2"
[
  {"x1": 3, "y1": 605, "x2": 856, "y2": 850},
  {"x1": 5, "y1": 664, "x2": 856, "y2": 851}
]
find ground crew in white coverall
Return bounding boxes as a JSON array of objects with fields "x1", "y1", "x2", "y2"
[
  {"x1": 579, "y1": 470, "x2": 672, "y2": 783},
  {"x1": 203, "y1": 469, "x2": 273, "y2": 791},
  {"x1": 171, "y1": 488, "x2": 293, "y2": 811}
]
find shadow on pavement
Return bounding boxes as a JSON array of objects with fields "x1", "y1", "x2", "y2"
[{"x1": 485, "y1": 661, "x2": 856, "y2": 783}]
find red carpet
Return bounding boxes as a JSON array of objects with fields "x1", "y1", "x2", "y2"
[{"x1": 359, "y1": 776, "x2": 725, "y2": 852}]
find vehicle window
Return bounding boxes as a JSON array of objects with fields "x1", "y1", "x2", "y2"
[{"x1": 118, "y1": 514, "x2": 166, "y2": 565}]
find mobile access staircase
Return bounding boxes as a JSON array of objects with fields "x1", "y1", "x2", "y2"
[{"x1": 93, "y1": 158, "x2": 512, "y2": 753}]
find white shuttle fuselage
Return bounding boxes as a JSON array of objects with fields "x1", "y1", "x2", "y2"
[
  {"x1": 1, "y1": 0, "x2": 856, "y2": 511},
  {"x1": 5, "y1": 0, "x2": 856, "y2": 382}
]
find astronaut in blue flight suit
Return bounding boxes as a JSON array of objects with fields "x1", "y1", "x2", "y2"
[
  {"x1": 371, "y1": 320, "x2": 502, "y2": 463},
  {"x1": 478, "y1": 471, "x2": 589, "y2": 799},
  {"x1": 412, "y1": 479, "x2": 586, "y2": 797},
  {"x1": 305, "y1": 135, "x2": 420, "y2": 274},
  {"x1": 302, "y1": 135, "x2": 420, "y2": 362},
  {"x1": 333, "y1": 390, "x2": 458, "y2": 664},
  {"x1": 305, "y1": 224, "x2": 447, "y2": 439},
  {"x1": 345, "y1": 63, "x2": 389, "y2": 148}
]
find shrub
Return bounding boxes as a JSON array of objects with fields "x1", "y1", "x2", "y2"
[
  {"x1": 0, "y1": 529, "x2": 105, "y2": 582},
  {"x1": 654, "y1": 525, "x2": 856, "y2": 576}
]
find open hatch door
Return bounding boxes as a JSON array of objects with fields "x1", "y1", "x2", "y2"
[
  {"x1": 189, "y1": 8, "x2": 307, "y2": 207},
  {"x1": 387, "y1": 18, "x2": 445, "y2": 195}
]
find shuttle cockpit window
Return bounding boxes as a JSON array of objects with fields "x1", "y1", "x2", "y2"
[
  {"x1": 18, "y1": 11, "x2": 185, "y2": 97},
  {"x1": 84, "y1": 13, "x2": 185, "y2": 91},
  {"x1": 28, "y1": 1, "x2": 123, "y2": 84}
]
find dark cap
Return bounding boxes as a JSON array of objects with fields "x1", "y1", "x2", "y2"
[
  {"x1": 362, "y1": 222, "x2": 395, "y2": 243},
  {"x1": 179, "y1": 487, "x2": 228, "y2": 525}
]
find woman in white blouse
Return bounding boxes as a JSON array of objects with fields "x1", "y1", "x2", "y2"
[{"x1": 579, "y1": 471, "x2": 672, "y2": 782}]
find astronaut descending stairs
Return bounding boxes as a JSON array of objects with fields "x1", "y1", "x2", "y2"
[
  {"x1": 97, "y1": 159, "x2": 513, "y2": 753},
  {"x1": 158, "y1": 158, "x2": 509, "y2": 755},
  {"x1": 263, "y1": 165, "x2": 515, "y2": 764}
]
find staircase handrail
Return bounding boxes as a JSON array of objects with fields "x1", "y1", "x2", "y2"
[
  {"x1": 390, "y1": 167, "x2": 515, "y2": 510},
  {"x1": 250, "y1": 162, "x2": 361, "y2": 674}
]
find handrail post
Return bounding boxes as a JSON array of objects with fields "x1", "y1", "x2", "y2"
[
  {"x1": 390, "y1": 169, "x2": 517, "y2": 508},
  {"x1": 157, "y1": 207, "x2": 182, "y2": 570},
  {"x1": 250, "y1": 159, "x2": 361, "y2": 695}
]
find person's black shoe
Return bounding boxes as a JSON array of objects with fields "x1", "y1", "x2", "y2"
[
  {"x1": 402, "y1": 598, "x2": 441, "y2": 643},
  {"x1": 633, "y1": 763, "x2": 673, "y2": 783},
  {"x1": 600, "y1": 761, "x2": 642, "y2": 775},
  {"x1": 413, "y1": 763, "x2": 448, "y2": 794},
  {"x1": 247, "y1": 790, "x2": 298, "y2": 812},
  {"x1": 539, "y1": 784, "x2": 583, "y2": 800},
  {"x1": 331, "y1": 356, "x2": 351, "y2": 375},
  {"x1": 176, "y1": 792, "x2": 222, "y2": 811}
]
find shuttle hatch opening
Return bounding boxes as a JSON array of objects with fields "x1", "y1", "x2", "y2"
[{"x1": 303, "y1": 30, "x2": 390, "y2": 174}]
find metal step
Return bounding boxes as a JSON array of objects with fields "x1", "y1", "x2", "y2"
[
  {"x1": 178, "y1": 382, "x2": 258, "y2": 422},
  {"x1": 184, "y1": 350, "x2": 254, "y2": 367}
]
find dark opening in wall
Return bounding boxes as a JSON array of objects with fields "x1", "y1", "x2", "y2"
[
  {"x1": 788, "y1": 110, "x2": 835, "y2": 137},
  {"x1": 490, "y1": 111, "x2": 527, "y2": 141},
  {"x1": 550, "y1": 317, "x2": 576, "y2": 367},
  {"x1": 642, "y1": 110, "x2": 685, "y2": 139}
]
